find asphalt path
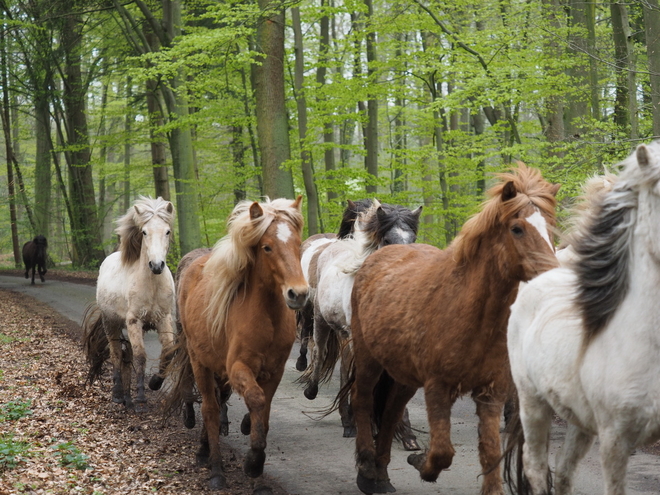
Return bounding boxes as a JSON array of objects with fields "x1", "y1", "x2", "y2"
[{"x1": 1, "y1": 274, "x2": 659, "y2": 494}]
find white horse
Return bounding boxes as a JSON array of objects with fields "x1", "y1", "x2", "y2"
[
  {"x1": 82, "y1": 196, "x2": 176, "y2": 411},
  {"x1": 505, "y1": 142, "x2": 660, "y2": 495}
]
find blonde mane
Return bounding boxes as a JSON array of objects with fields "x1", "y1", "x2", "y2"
[
  {"x1": 115, "y1": 196, "x2": 175, "y2": 266},
  {"x1": 203, "y1": 197, "x2": 304, "y2": 338},
  {"x1": 452, "y1": 163, "x2": 559, "y2": 264}
]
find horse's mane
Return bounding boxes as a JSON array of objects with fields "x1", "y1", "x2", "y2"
[
  {"x1": 115, "y1": 196, "x2": 175, "y2": 266},
  {"x1": 203, "y1": 197, "x2": 304, "y2": 338},
  {"x1": 336, "y1": 200, "x2": 381, "y2": 275},
  {"x1": 337, "y1": 199, "x2": 373, "y2": 239},
  {"x1": 573, "y1": 143, "x2": 660, "y2": 342},
  {"x1": 452, "y1": 162, "x2": 559, "y2": 264}
]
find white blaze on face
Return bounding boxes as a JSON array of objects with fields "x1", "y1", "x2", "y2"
[
  {"x1": 393, "y1": 227, "x2": 412, "y2": 243},
  {"x1": 525, "y1": 209, "x2": 553, "y2": 249},
  {"x1": 277, "y1": 222, "x2": 292, "y2": 243}
]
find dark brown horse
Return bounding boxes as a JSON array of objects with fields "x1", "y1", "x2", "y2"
[
  {"x1": 167, "y1": 197, "x2": 308, "y2": 493},
  {"x1": 348, "y1": 164, "x2": 560, "y2": 494},
  {"x1": 22, "y1": 235, "x2": 48, "y2": 285}
]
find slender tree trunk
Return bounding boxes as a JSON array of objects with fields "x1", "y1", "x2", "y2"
[
  {"x1": 565, "y1": 0, "x2": 590, "y2": 137},
  {"x1": 586, "y1": 0, "x2": 599, "y2": 121},
  {"x1": 644, "y1": 0, "x2": 660, "y2": 137},
  {"x1": 252, "y1": 0, "x2": 294, "y2": 198},
  {"x1": 123, "y1": 76, "x2": 132, "y2": 211},
  {"x1": 364, "y1": 0, "x2": 378, "y2": 195},
  {"x1": 292, "y1": 6, "x2": 319, "y2": 234},
  {"x1": 542, "y1": 0, "x2": 565, "y2": 144},
  {"x1": 611, "y1": 1, "x2": 636, "y2": 136},
  {"x1": 34, "y1": 91, "x2": 51, "y2": 237}
]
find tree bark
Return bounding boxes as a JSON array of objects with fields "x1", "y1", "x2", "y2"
[
  {"x1": 292, "y1": 6, "x2": 319, "y2": 234},
  {"x1": 252, "y1": 0, "x2": 294, "y2": 199},
  {"x1": 644, "y1": 0, "x2": 660, "y2": 137},
  {"x1": 364, "y1": 0, "x2": 378, "y2": 195},
  {"x1": 610, "y1": 1, "x2": 637, "y2": 137}
]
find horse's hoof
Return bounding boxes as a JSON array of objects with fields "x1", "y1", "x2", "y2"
[
  {"x1": 343, "y1": 425, "x2": 357, "y2": 438},
  {"x1": 241, "y1": 413, "x2": 251, "y2": 435},
  {"x1": 112, "y1": 395, "x2": 124, "y2": 404},
  {"x1": 356, "y1": 473, "x2": 396, "y2": 494},
  {"x1": 253, "y1": 485, "x2": 273, "y2": 495},
  {"x1": 295, "y1": 355, "x2": 307, "y2": 371},
  {"x1": 196, "y1": 452, "x2": 209, "y2": 467},
  {"x1": 220, "y1": 421, "x2": 229, "y2": 436},
  {"x1": 402, "y1": 437, "x2": 421, "y2": 451},
  {"x1": 304, "y1": 383, "x2": 318, "y2": 400},
  {"x1": 407, "y1": 453, "x2": 426, "y2": 471},
  {"x1": 209, "y1": 473, "x2": 227, "y2": 490},
  {"x1": 148, "y1": 374, "x2": 164, "y2": 390},
  {"x1": 183, "y1": 406, "x2": 196, "y2": 429},
  {"x1": 244, "y1": 449, "x2": 265, "y2": 478},
  {"x1": 134, "y1": 401, "x2": 147, "y2": 413}
]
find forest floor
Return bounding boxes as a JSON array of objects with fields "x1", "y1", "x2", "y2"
[{"x1": 0, "y1": 281, "x2": 289, "y2": 495}]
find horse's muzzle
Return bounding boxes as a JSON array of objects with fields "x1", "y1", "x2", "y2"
[
  {"x1": 285, "y1": 288, "x2": 308, "y2": 310},
  {"x1": 149, "y1": 261, "x2": 166, "y2": 274}
]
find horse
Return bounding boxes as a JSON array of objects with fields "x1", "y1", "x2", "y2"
[
  {"x1": 301, "y1": 199, "x2": 423, "y2": 449},
  {"x1": 166, "y1": 196, "x2": 308, "y2": 492},
  {"x1": 296, "y1": 198, "x2": 374, "y2": 372},
  {"x1": 346, "y1": 163, "x2": 560, "y2": 494},
  {"x1": 82, "y1": 196, "x2": 176, "y2": 412},
  {"x1": 504, "y1": 142, "x2": 660, "y2": 495},
  {"x1": 22, "y1": 235, "x2": 48, "y2": 285}
]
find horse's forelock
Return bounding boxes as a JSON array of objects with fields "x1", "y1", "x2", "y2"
[{"x1": 453, "y1": 164, "x2": 558, "y2": 263}]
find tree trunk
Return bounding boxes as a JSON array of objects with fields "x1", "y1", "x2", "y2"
[
  {"x1": 364, "y1": 0, "x2": 378, "y2": 195},
  {"x1": 252, "y1": 0, "x2": 294, "y2": 199},
  {"x1": 644, "y1": 0, "x2": 660, "y2": 137},
  {"x1": 565, "y1": 0, "x2": 590, "y2": 137},
  {"x1": 123, "y1": 76, "x2": 132, "y2": 211},
  {"x1": 292, "y1": 6, "x2": 319, "y2": 235},
  {"x1": 61, "y1": 11, "x2": 104, "y2": 267},
  {"x1": 163, "y1": 0, "x2": 201, "y2": 255},
  {"x1": 611, "y1": 1, "x2": 636, "y2": 137},
  {"x1": 34, "y1": 91, "x2": 52, "y2": 237},
  {"x1": 542, "y1": 0, "x2": 565, "y2": 144}
]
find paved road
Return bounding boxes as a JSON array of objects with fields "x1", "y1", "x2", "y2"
[{"x1": 1, "y1": 274, "x2": 660, "y2": 494}]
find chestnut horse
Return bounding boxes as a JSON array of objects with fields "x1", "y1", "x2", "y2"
[
  {"x1": 169, "y1": 197, "x2": 308, "y2": 492},
  {"x1": 348, "y1": 164, "x2": 560, "y2": 494},
  {"x1": 22, "y1": 235, "x2": 48, "y2": 285}
]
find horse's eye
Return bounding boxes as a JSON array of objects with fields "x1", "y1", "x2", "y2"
[
  {"x1": 143, "y1": 231, "x2": 147, "y2": 236},
  {"x1": 166, "y1": 230, "x2": 171, "y2": 236},
  {"x1": 511, "y1": 226, "x2": 524, "y2": 236},
  {"x1": 263, "y1": 245, "x2": 272, "y2": 253}
]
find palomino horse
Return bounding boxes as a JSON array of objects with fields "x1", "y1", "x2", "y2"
[
  {"x1": 168, "y1": 197, "x2": 308, "y2": 492},
  {"x1": 301, "y1": 199, "x2": 422, "y2": 449},
  {"x1": 348, "y1": 164, "x2": 560, "y2": 494},
  {"x1": 505, "y1": 143, "x2": 660, "y2": 495},
  {"x1": 296, "y1": 198, "x2": 374, "y2": 372},
  {"x1": 22, "y1": 235, "x2": 48, "y2": 285},
  {"x1": 82, "y1": 196, "x2": 176, "y2": 411}
]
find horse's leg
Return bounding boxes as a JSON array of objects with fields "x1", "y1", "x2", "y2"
[
  {"x1": 103, "y1": 316, "x2": 126, "y2": 405},
  {"x1": 518, "y1": 392, "x2": 554, "y2": 495},
  {"x1": 407, "y1": 381, "x2": 455, "y2": 483},
  {"x1": 38, "y1": 262, "x2": 45, "y2": 282},
  {"x1": 304, "y1": 314, "x2": 332, "y2": 400},
  {"x1": 598, "y1": 428, "x2": 632, "y2": 495},
  {"x1": 120, "y1": 338, "x2": 134, "y2": 409},
  {"x1": 218, "y1": 381, "x2": 232, "y2": 436},
  {"x1": 472, "y1": 387, "x2": 506, "y2": 495},
  {"x1": 230, "y1": 361, "x2": 270, "y2": 478},
  {"x1": 352, "y1": 351, "x2": 388, "y2": 494},
  {"x1": 339, "y1": 342, "x2": 356, "y2": 437},
  {"x1": 373, "y1": 380, "x2": 418, "y2": 493},
  {"x1": 126, "y1": 314, "x2": 147, "y2": 411},
  {"x1": 554, "y1": 424, "x2": 594, "y2": 495},
  {"x1": 192, "y1": 358, "x2": 226, "y2": 490},
  {"x1": 30, "y1": 265, "x2": 36, "y2": 285},
  {"x1": 296, "y1": 302, "x2": 314, "y2": 371},
  {"x1": 148, "y1": 315, "x2": 175, "y2": 391},
  {"x1": 397, "y1": 407, "x2": 421, "y2": 451}
]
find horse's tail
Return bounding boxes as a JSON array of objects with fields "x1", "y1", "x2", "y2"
[
  {"x1": 502, "y1": 392, "x2": 552, "y2": 495},
  {"x1": 80, "y1": 303, "x2": 109, "y2": 384},
  {"x1": 161, "y1": 322, "x2": 198, "y2": 426},
  {"x1": 297, "y1": 323, "x2": 343, "y2": 388}
]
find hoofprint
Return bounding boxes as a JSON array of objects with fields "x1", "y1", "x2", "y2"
[{"x1": 507, "y1": 142, "x2": 660, "y2": 495}]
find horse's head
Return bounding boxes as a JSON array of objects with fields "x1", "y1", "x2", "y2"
[
  {"x1": 117, "y1": 196, "x2": 175, "y2": 273},
  {"x1": 375, "y1": 203, "x2": 423, "y2": 247},
  {"x1": 252, "y1": 196, "x2": 309, "y2": 310},
  {"x1": 34, "y1": 235, "x2": 48, "y2": 249},
  {"x1": 499, "y1": 179, "x2": 561, "y2": 282}
]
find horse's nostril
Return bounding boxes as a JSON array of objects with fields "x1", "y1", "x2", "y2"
[{"x1": 287, "y1": 289, "x2": 296, "y2": 300}]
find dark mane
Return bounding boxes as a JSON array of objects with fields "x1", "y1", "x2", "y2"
[
  {"x1": 571, "y1": 146, "x2": 656, "y2": 342},
  {"x1": 452, "y1": 163, "x2": 559, "y2": 264},
  {"x1": 337, "y1": 199, "x2": 372, "y2": 239}
]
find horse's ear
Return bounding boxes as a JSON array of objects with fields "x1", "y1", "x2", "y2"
[
  {"x1": 372, "y1": 198, "x2": 381, "y2": 208},
  {"x1": 166, "y1": 201, "x2": 174, "y2": 214},
  {"x1": 411, "y1": 206, "x2": 423, "y2": 220},
  {"x1": 347, "y1": 199, "x2": 356, "y2": 210},
  {"x1": 249, "y1": 202, "x2": 264, "y2": 219},
  {"x1": 637, "y1": 144, "x2": 650, "y2": 168},
  {"x1": 134, "y1": 205, "x2": 142, "y2": 216},
  {"x1": 501, "y1": 181, "x2": 517, "y2": 202},
  {"x1": 292, "y1": 195, "x2": 303, "y2": 211},
  {"x1": 551, "y1": 183, "x2": 561, "y2": 197}
]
